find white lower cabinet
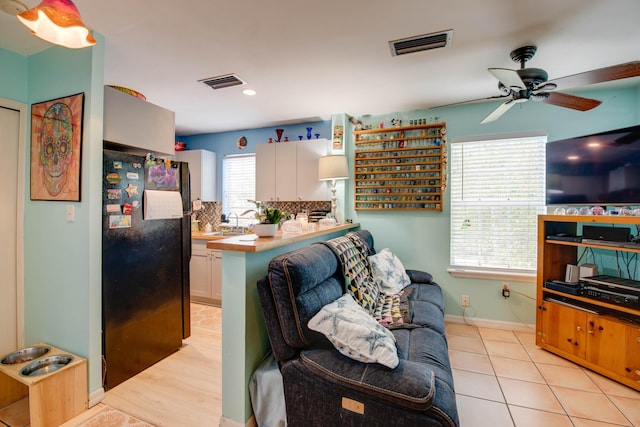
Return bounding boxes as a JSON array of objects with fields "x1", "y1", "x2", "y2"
[{"x1": 190, "y1": 240, "x2": 221, "y2": 305}]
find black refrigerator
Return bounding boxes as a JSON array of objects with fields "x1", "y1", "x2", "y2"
[{"x1": 102, "y1": 149, "x2": 191, "y2": 390}]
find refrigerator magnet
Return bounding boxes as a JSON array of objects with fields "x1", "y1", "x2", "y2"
[
  {"x1": 107, "y1": 189, "x2": 122, "y2": 200},
  {"x1": 106, "y1": 173, "x2": 122, "y2": 184},
  {"x1": 126, "y1": 172, "x2": 139, "y2": 180},
  {"x1": 109, "y1": 215, "x2": 131, "y2": 229},
  {"x1": 133, "y1": 162, "x2": 142, "y2": 169},
  {"x1": 122, "y1": 203, "x2": 132, "y2": 215},
  {"x1": 113, "y1": 161, "x2": 123, "y2": 169},
  {"x1": 132, "y1": 200, "x2": 140, "y2": 208},
  {"x1": 125, "y1": 183, "x2": 138, "y2": 197},
  {"x1": 106, "y1": 204, "x2": 121, "y2": 213}
]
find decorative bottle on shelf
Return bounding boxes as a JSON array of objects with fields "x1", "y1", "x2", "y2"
[
  {"x1": 275, "y1": 129, "x2": 284, "y2": 142},
  {"x1": 306, "y1": 127, "x2": 312, "y2": 140}
]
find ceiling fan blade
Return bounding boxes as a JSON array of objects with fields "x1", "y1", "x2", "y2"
[
  {"x1": 488, "y1": 68, "x2": 525, "y2": 89},
  {"x1": 480, "y1": 99, "x2": 519, "y2": 124},
  {"x1": 535, "y1": 91, "x2": 601, "y2": 111},
  {"x1": 548, "y1": 61, "x2": 640, "y2": 91},
  {"x1": 434, "y1": 94, "x2": 509, "y2": 109}
]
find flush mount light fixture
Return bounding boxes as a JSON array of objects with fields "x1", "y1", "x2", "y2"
[
  {"x1": 242, "y1": 89, "x2": 256, "y2": 96},
  {"x1": 16, "y1": 0, "x2": 96, "y2": 49}
]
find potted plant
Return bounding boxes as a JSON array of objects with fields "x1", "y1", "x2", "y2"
[{"x1": 241, "y1": 200, "x2": 286, "y2": 237}]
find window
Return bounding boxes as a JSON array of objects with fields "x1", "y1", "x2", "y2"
[
  {"x1": 449, "y1": 134, "x2": 547, "y2": 277},
  {"x1": 222, "y1": 154, "x2": 255, "y2": 227}
]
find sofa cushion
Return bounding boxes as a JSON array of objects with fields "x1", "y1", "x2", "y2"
[
  {"x1": 298, "y1": 348, "x2": 436, "y2": 411},
  {"x1": 308, "y1": 293, "x2": 399, "y2": 369},
  {"x1": 320, "y1": 235, "x2": 379, "y2": 315},
  {"x1": 369, "y1": 248, "x2": 411, "y2": 295},
  {"x1": 267, "y1": 243, "x2": 345, "y2": 349}
]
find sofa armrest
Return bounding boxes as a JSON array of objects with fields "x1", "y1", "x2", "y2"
[
  {"x1": 406, "y1": 269, "x2": 433, "y2": 284},
  {"x1": 296, "y1": 349, "x2": 435, "y2": 411}
]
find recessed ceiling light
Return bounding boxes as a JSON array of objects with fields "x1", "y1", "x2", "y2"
[
  {"x1": 567, "y1": 155, "x2": 580, "y2": 160},
  {"x1": 587, "y1": 142, "x2": 601, "y2": 148},
  {"x1": 242, "y1": 89, "x2": 256, "y2": 96}
]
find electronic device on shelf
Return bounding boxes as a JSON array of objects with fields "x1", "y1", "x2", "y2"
[
  {"x1": 578, "y1": 275, "x2": 640, "y2": 309},
  {"x1": 544, "y1": 280, "x2": 582, "y2": 295}
]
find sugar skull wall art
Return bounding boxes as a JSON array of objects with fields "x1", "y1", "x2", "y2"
[{"x1": 30, "y1": 93, "x2": 84, "y2": 201}]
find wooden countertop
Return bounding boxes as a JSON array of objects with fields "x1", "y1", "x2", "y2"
[{"x1": 205, "y1": 223, "x2": 360, "y2": 253}]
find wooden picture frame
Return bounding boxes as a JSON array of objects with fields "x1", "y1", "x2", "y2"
[{"x1": 30, "y1": 92, "x2": 84, "y2": 201}]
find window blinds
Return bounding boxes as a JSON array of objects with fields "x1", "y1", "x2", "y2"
[
  {"x1": 222, "y1": 154, "x2": 256, "y2": 226},
  {"x1": 450, "y1": 135, "x2": 547, "y2": 273}
]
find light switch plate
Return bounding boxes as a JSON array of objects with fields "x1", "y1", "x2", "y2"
[{"x1": 66, "y1": 204, "x2": 75, "y2": 222}]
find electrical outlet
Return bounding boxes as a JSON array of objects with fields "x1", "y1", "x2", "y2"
[
  {"x1": 461, "y1": 294, "x2": 470, "y2": 307},
  {"x1": 502, "y1": 282, "x2": 511, "y2": 298}
]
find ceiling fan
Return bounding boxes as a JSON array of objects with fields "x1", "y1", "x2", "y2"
[{"x1": 475, "y1": 45, "x2": 640, "y2": 124}]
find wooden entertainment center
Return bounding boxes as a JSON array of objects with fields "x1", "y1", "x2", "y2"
[{"x1": 536, "y1": 214, "x2": 640, "y2": 391}]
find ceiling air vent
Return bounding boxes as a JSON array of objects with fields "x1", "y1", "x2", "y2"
[
  {"x1": 389, "y1": 30, "x2": 453, "y2": 57},
  {"x1": 199, "y1": 74, "x2": 246, "y2": 90}
]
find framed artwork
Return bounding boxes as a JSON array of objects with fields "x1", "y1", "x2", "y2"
[{"x1": 30, "y1": 92, "x2": 84, "y2": 201}]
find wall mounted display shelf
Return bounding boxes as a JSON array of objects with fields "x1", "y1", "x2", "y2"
[{"x1": 353, "y1": 123, "x2": 446, "y2": 211}]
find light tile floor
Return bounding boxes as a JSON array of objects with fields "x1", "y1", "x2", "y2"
[
  {"x1": 60, "y1": 309, "x2": 640, "y2": 427},
  {"x1": 447, "y1": 322, "x2": 640, "y2": 427}
]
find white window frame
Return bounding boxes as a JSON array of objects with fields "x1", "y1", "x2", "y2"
[
  {"x1": 448, "y1": 133, "x2": 547, "y2": 282},
  {"x1": 222, "y1": 154, "x2": 256, "y2": 227}
]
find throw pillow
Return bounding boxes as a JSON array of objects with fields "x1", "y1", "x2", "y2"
[
  {"x1": 369, "y1": 248, "x2": 411, "y2": 295},
  {"x1": 308, "y1": 293, "x2": 399, "y2": 369}
]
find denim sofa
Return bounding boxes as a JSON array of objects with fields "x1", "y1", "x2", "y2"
[{"x1": 256, "y1": 230, "x2": 459, "y2": 426}]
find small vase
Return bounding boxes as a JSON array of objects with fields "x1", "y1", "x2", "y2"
[
  {"x1": 253, "y1": 223, "x2": 278, "y2": 237},
  {"x1": 306, "y1": 127, "x2": 312, "y2": 140}
]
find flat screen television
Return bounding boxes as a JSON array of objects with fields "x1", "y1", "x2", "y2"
[{"x1": 546, "y1": 124, "x2": 640, "y2": 206}]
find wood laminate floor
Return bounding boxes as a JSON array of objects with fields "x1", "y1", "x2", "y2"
[{"x1": 62, "y1": 303, "x2": 222, "y2": 427}]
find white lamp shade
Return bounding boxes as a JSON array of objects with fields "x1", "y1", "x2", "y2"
[{"x1": 318, "y1": 155, "x2": 348, "y2": 181}]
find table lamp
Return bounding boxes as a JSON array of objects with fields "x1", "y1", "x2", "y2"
[{"x1": 318, "y1": 155, "x2": 348, "y2": 222}]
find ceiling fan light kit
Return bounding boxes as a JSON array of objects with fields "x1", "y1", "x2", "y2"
[
  {"x1": 476, "y1": 45, "x2": 640, "y2": 123},
  {"x1": 16, "y1": 0, "x2": 96, "y2": 49}
]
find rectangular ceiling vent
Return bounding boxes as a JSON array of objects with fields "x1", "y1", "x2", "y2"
[
  {"x1": 389, "y1": 29, "x2": 453, "y2": 57},
  {"x1": 199, "y1": 74, "x2": 246, "y2": 90}
]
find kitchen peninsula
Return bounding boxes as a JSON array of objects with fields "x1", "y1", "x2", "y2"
[{"x1": 206, "y1": 223, "x2": 360, "y2": 426}]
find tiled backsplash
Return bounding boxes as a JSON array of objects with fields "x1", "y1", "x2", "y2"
[{"x1": 192, "y1": 201, "x2": 331, "y2": 231}]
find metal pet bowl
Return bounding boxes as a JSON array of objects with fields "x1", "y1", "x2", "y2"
[
  {"x1": 1, "y1": 345, "x2": 51, "y2": 365},
  {"x1": 19, "y1": 354, "x2": 74, "y2": 377}
]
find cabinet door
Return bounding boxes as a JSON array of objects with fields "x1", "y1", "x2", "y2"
[
  {"x1": 586, "y1": 316, "x2": 628, "y2": 375},
  {"x1": 211, "y1": 250, "x2": 222, "y2": 303},
  {"x1": 624, "y1": 325, "x2": 640, "y2": 382},
  {"x1": 540, "y1": 301, "x2": 586, "y2": 359},
  {"x1": 176, "y1": 150, "x2": 216, "y2": 202},
  {"x1": 274, "y1": 143, "x2": 297, "y2": 201},
  {"x1": 296, "y1": 139, "x2": 330, "y2": 201},
  {"x1": 256, "y1": 144, "x2": 276, "y2": 201},
  {"x1": 190, "y1": 243, "x2": 212, "y2": 299}
]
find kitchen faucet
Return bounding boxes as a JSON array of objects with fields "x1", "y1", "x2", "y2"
[{"x1": 227, "y1": 212, "x2": 239, "y2": 231}]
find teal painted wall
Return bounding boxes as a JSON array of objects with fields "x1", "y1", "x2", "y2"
[
  {"x1": 179, "y1": 120, "x2": 331, "y2": 200},
  {"x1": 20, "y1": 37, "x2": 105, "y2": 394},
  {"x1": 0, "y1": 49, "x2": 28, "y2": 103}
]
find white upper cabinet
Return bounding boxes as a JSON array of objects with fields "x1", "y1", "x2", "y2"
[
  {"x1": 174, "y1": 149, "x2": 216, "y2": 202},
  {"x1": 256, "y1": 139, "x2": 330, "y2": 201},
  {"x1": 103, "y1": 85, "x2": 175, "y2": 155}
]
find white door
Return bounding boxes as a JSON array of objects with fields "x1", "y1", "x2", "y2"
[{"x1": 0, "y1": 105, "x2": 21, "y2": 355}]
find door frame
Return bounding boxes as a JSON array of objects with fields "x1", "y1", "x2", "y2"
[{"x1": 1, "y1": 97, "x2": 27, "y2": 349}]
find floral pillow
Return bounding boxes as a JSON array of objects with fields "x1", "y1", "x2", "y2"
[
  {"x1": 308, "y1": 293, "x2": 399, "y2": 369},
  {"x1": 369, "y1": 248, "x2": 411, "y2": 295}
]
